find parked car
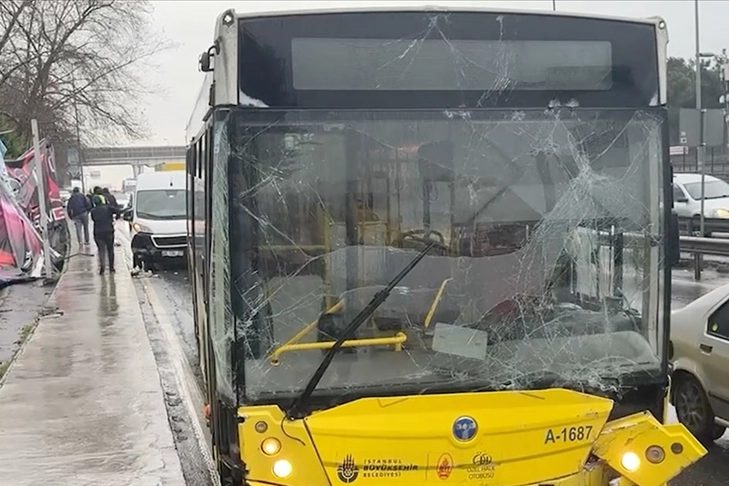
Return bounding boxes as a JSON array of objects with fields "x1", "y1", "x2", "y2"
[
  {"x1": 673, "y1": 173, "x2": 729, "y2": 237},
  {"x1": 124, "y1": 171, "x2": 186, "y2": 270},
  {"x1": 112, "y1": 191, "x2": 130, "y2": 209},
  {"x1": 671, "y1": 283, "x2": 729, "y2": 443}
]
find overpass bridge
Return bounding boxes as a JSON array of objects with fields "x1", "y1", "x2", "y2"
[{"x1": 82, "y1": 146, "x2": 186, "y2": 177}]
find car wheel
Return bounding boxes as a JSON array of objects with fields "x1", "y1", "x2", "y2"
[
  {"x1": 132, "y1": 253, "x2": 144, "y2": 270},
  {"x1": 691, "y1": 216, "x2": 712, "y2": 237},
  {"x1": 674, "y1": 374, "x2": 716, "y2": 444}
]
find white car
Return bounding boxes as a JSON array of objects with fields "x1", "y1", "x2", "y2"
[
  {"x1": 112, "y1": 191, "x2": 130, "y2": 209},
  {"x1": 671, "y1": 283, "x2": 729, "y2": 443},
  {"x1": 673, "y1": 173, "x2": 729, "y2": 236}
]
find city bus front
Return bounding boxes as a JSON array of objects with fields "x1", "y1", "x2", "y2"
[{"x1": 203, "y1": 7, "x2": 706, "y2": 485}]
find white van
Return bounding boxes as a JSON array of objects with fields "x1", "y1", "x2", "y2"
[{"x1": 123, "y1": 170, "x2": 187, "y2": 269}]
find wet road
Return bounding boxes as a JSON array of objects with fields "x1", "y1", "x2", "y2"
[{"x1": 145, "y1": 263, "x2": 729, "y2": 485}]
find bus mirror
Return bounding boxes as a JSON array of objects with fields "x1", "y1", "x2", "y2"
[
  {"x1": 667, "y1": 209, "x2": 680, "y2": 266},
  {"x1": 122, "y1": 210, "x2": 133, "y2": 222},
  {"x1": 199, "y1": 51, "x2": 213, "y2": 73}
]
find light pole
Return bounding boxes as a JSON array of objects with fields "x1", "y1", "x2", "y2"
[
  {"x1": 695, "y1": 0, "x2": 705, "y2": 241},
  {"x1": 552, "y1": 0, "x2": 556, "y2": 11},
  {"x1": 70, "y1": 73, "x2": 86, "y2": 193}
]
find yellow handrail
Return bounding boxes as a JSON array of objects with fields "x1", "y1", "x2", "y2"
[
  {"x1": 273, "y1": 300, "x2": 344, "y2": 354},
  {"x1": 424, "y1": 278, "x2": 453, "y2": 328},
  {"x1": 259, "y1": 245, "x2": 329, "y2": 251},
  {"x1": 270, "y1": 332, "x2": 407, "y2": 366}
]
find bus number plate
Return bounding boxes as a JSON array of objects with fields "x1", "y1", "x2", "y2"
[{"x1": 544, "y1": 425, "x2": 593, "y2": 444}]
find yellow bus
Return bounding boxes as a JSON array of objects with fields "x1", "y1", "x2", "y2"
[
  {"x1": 185, "y1": 5, "x2": 705, "y2": 485},
  {"x1": 156, "y1": 161, "x2": 186, "y2": 172}
]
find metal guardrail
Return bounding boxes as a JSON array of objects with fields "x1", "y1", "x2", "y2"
[{"x1": 679, "y1": 236, "x2": 729, "y2": 257}]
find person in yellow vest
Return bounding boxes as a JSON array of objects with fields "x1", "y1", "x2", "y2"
[{"x1": 91, "y1": 186, "x2": 106, "y2": 207}]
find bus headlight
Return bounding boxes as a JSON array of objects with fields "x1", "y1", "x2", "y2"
[
  {"x1": 261, "y1": 437, "x2": 281, "y2": 455},
  {"x1": 620, "y1": 451, "x2": 641, "y2": 472},
  {"x1": 645, "y1": 445, "x2": 666, "y2": 464},
  {"x1": 273, "y1": 459, "x2": 293, "y2": 478}
]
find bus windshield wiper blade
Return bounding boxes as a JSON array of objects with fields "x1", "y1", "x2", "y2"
[{"x1": 286, "y1": 241, "x2": 436, "y2": 419}]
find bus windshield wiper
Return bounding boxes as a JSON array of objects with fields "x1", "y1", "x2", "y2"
[{"x1": 286, "y1": 241, "x2": 436, "y2": 419}]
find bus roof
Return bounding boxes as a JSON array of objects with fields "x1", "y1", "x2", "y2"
[
  {"x1": 228, "y1": 4, "x2": 665, "y2": 28},
  {"x1": 186, "y1": 4, "x2": 668, "y2": 142}
]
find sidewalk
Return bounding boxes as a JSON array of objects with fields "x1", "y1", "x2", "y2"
[{"x1": 0, "y1": 236, "x2": 186, "y2": 485}]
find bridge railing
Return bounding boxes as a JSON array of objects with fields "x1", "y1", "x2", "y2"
[{"x1": 82, "y1": 146, "x2": 186, "y2": 163}]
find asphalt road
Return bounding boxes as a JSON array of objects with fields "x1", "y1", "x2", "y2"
[{"x1": 145, "y1": 263, "x2": 729, "y2": 485}]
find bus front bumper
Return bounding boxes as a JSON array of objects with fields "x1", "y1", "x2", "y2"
[
  {"x1": 237, "y1": 389, "x2": 706, "y2": 486},
  {"x1": 244, "y1": 473, "x2": 632, "y2": 486}
]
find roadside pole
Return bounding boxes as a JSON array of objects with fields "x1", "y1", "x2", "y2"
[
  {"x1": 31, "y1": 119, "x2": 54, "y2": 281},
  {"x1": 694, "y1": 0, "x2": 704, "y2": 280}
]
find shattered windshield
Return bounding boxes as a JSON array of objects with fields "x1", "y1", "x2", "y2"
[{"x1": 225, "y1": 108, "x2": 665, "y2": 403}]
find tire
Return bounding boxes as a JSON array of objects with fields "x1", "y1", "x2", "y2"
[
  {"x1": 218, "y1": 454, "x2": 235, "y2": 486},
  {"x1": 674, "y1": 374, "x2": 717, "y2": 444},
  {"x1": 712, "y1": 424, "x2": 726, "y2": 441},
  {"x1": 691, "y1": 216, "x2": 711, "y2": 237},
  {"x1": 132, "y1": 253, "x2": 143, "y2": 270}
]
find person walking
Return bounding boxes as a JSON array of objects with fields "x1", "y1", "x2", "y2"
[
  {"x1": 102, "y1": 187, "x2": 118, "y2": 209},
  {"x1": 66, "y1": 187, "x2": 91, "y2": 246},
  {"x1": 90, "y1": 195, "x2": 121, "y2": 275}
]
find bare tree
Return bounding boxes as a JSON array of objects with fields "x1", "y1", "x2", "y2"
[
  {"x1": 0, "y1": 0, "x2": 32, "y2": 86},
  {"x1": 0, "y1": 0, "x2": 170, "y2": 148}
]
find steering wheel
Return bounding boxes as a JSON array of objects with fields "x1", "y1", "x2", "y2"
[
  {"x1": 402, "y1": 229, "x2": 445, "y2": 243},
  {"x1": 398, "y1": 229, "x2": 449, "y2": 252}
]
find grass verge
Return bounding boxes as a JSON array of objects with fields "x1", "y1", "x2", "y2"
[{"x1": 0, "y1": 319, "x2": 39, "y2": 381}]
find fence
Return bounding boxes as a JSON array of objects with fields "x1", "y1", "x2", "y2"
[{"x1": 671, "y1": 146, "x2": 729, "y2": 179}]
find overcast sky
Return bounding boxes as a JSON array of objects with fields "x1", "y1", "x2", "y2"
[{"x1": 140, "y1": 0, "x2": 729, "y2": 146}]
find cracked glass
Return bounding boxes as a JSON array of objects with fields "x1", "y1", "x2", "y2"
[
  {"x1": 207, "y1": 10, "x2": 667, "y2": 406},
  {"x1": 222, "y1": 107, "x2": 665, "y2": 403}
]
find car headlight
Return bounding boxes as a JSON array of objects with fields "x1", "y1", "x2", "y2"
[
  {"x1": 712, "y1": 208, "x2": 729, "y2": 218},
  {"x1": 132, "y1": 222, "x2": 152, "y2": 233}
]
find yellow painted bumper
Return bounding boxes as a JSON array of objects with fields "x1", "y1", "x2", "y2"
[{"x1": 237, "y1": 388, "x2": 706, "y2": 486}]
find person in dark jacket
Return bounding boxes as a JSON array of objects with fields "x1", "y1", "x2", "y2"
[
  {"x1": 102, "y1": 187, "x2": 118, "y2": 208},
  {"x1": 67, "y1": 187, "x2": 91, "y2": 246},
  {"x1": 90, "y1": 195, "x2": 121, "y2": 275}
]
